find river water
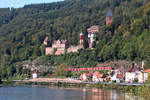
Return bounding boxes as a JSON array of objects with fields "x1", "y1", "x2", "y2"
[{"x1": 0, "y1": 86, "x2": 144, "y2": 100}]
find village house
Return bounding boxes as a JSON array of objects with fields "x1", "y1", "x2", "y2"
[
  {"x1": 80, "y1": 73, "x2": 92, "y2": 81},
  {"x1": 142, "y1": 68, "x2": 150, "y2": 82},
  {"x1": 125, "y1": 67, "x2": 143, "y2": 83},
  {"x1": 111, "y1": 67, "x2": 125, "y2": 83},
  {"x1": 32, "y1": 70, "x2": 40, "y2": 79},
  {"x1": 111, "y1": 72, "x2": 124, "y2": 83},
  {"x1": 92, "y1": 71, "x2": 104, "y2": 82}
]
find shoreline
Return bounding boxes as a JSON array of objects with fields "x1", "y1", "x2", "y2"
[
  {"x1": 1, "y1": 78, "x2": 148, "y2": 92},
  {"x1": 13, "y1": 78, "x2": 145, "y2": 87},
  {"x1": 1, "y1": 78, "x2": 149, "y2": 100},
  {"x1": 11, "y1": 78, "x2": 146, "y2": 93}
]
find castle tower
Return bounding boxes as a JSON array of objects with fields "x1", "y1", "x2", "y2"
[
  {"x1": 106, "y1": 9, "x2": 113, "y2": 25},
  {"x1": 87, "y1": 26, "x2": 100, "y2": 48},
  {"x1": 80, "y1": 32, "x2": 83, "y2": 45},
  {"x1": 88, "y1": 33, "x2": 96, "y2": 48},
  {"x1": 43, "y1": 36, "x2": 50, "y2": 47}
]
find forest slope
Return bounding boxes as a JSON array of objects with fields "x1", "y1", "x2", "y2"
[{"x1": 0, "y1": 0, "x2": 150, "y2": 76}]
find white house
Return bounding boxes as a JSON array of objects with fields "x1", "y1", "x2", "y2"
[
  {"x1": 111, "y1": 72, "x2": 123, "y2": 83},
  {"x1": 32, "y1": 73, "x2": 38, "y2": 79},
  {"x1": 142, "y1": 68, "x2": 150, "y2": 82},
  {"x1": 32, "y1": 70, "x2": 40, "y2": 79},
  {"x1": 125, "y1": 67, "x2": 143, "y2": 83},
  {"x1": 137, "y1": 72, "x2": 144, "y2": 83},
  {"x1": 125, "y1": 72, "x2": 136, "y2": 83},
  {"x1": 125, "y1": 67, "x2": 150, "y2": 83}
]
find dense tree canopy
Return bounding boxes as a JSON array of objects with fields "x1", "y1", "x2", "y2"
[{"x1": 0, "y1": 0, "x2": 150, "y2": 79}]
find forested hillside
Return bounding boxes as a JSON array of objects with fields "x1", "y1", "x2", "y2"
[{"x1": 0, "y1": 0, "x2": 150, "y2": 78}]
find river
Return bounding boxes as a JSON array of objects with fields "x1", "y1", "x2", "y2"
[{"x1": 0, "y1": 86, "x2": 144, "y2": 100}]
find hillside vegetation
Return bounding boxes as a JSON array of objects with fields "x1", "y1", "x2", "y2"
[{"x1": 0, "y1": 0, "x2": 150, "y2": 79}]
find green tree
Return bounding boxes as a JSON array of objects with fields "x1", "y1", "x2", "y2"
[{"x1": 54, "y1": 64, "x2": 71, "y2": 77}]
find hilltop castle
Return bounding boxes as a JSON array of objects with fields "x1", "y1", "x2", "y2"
[
  {"x1": 44, "y1": 9, "x2": 113, "y2": 55},
  {"x1": 44, "y1": 33, "x2": 84, "y2": 55}
]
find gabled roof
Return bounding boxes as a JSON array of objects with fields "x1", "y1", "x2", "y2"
[
  {"x1": 128, "y1": 67, "x2": 138, "y2": 72},
  {"x1": 107, "y1": 9, "x2": 113, "y2": 17},
  {"x1": 143, "y1": 68, "x2": 150, "y2": 73},
  {"x1": 93, "y1": 71, "x2": 103, "y2": 78},
  {"x1": 97, "y1": 74, "x2": 103, "y2": 78},
  {"x1": 93, "y1": 71, "x2": 100, "y2": 76},
  {"x1": 84, "y1": 73, "x2": 92, "y2": 77}
]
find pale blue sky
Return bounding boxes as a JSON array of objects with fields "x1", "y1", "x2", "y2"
[{"x1": 0, "y1": 0, "x2": 64, "y2": 8}]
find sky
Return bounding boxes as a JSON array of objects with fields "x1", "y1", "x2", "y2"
[{"x1": 0, "y1": 0, "x2": 64, "y2": 8}]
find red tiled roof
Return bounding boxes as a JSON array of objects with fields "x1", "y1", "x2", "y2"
[
  {"x1": 97, "y1": 74, "x2": 103, "y2": 78},
  {"x1": 93, "y1": 71, "x2": 100, "y2": 76},
  {"x1": 117, "y1": 74, "x2": 123, "y2": 79},
  {"x1": 128, "y1": 67, "x2": 138, "y2": 72},
  {"x1": 93, "y1": 71, "x2": 103, "y2": 78},
  {"x1": 85, "y1": 73, "x2": 92, "y2": 77},
  {"x1": 143, "y1": 68, "x2": 150, "y2": 73}
]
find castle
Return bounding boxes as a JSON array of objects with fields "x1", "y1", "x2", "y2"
[
  {"x1": 44, "y1": 33, "x2": 84, "y2": 55},
  {"x1": 87, "y1": 25, "x2": 101, "y2": 48},
  {"x1": 87, "y1": 9, "x2": 113, "y2": 48},
  {"x1": 106, "y1": 9, "x2": 113, "y2": 25},
  {"x1": 44, "y1": 9, "x2": 113, "y2": 55}
]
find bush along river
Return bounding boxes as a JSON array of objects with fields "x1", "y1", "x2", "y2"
[{"x1": 0, "y1": 85, "x2": 146, "y2": 100}]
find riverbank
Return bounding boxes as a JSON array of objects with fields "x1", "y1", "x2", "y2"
[
  {"x1": 1, "y1": 78, "x2": 150, "y2": 100},
  {"x1": 16, "y1": 78, "x2": 82, "y2": 83},
  {"x1": 12, "y1": 78, "x2": 147, "y2": 92},
  {"x1": 13, "y1": 78, "x2": 85, "y2": 87}
]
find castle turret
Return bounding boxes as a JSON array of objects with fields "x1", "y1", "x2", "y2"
[
  {"x1": 87, "y1": 26, "x2": 99, "y2": 48},
  {"x1": 80, "y1": 32, "x2": 83, "y2": 45},
  {"x1": 43, "y1": 36, "x2": 50, "y2": 47},
  {"x1": 106, "y1": 9, "x2": 113, "y2": 25}
]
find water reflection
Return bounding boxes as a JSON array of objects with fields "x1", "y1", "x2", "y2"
[
  {"x1": 82, "y1": 88, "x2": 144, "y2": 100},
  {"x1": 0, "y1": 86, "x2": 145, "y2": 100}
]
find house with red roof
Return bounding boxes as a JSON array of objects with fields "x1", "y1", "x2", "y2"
[
  {"x1": 142, "y1": 68, "x2": 150, "y2": 82},
  {"x1": 92, "y1": 71, "x2": 104, "y2": 82},
  {"x1": 143, "y1": 68, "x2": 150, "y2": 73},
  {"x1": 125, "y1": 67, "x2": 146, "y2": 83},
  {"x1": 80, "y1": 73, "x2": 92, "y2": 81},
  {"x1": 110, "y1": 67, "x2": 125, "y2": 83},
  {"x1": 111, "y1": 72, "x2": 124, "y2": 83}
]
